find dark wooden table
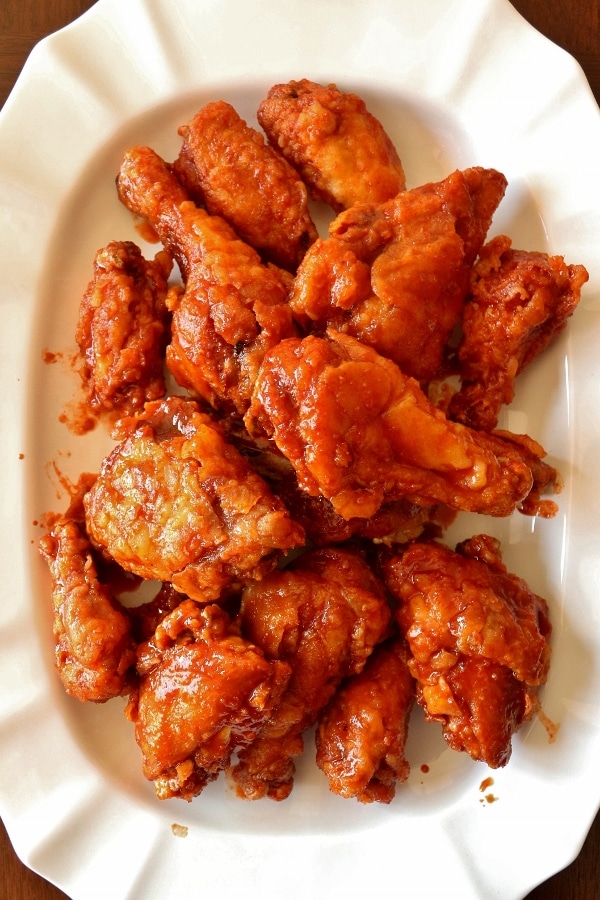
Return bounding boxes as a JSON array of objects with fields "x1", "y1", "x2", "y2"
[{"x1": 1, "y1": 1, "x2": 599, "y2": 898}]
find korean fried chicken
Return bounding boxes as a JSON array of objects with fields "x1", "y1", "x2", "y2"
[
  {"x1": 127, "y1": 600, "x2": 291, "y2": 801},
  {"x1": 84, "y1": 396, "x2": 304, "y2": 603},
  {"x1": 257, "y1": 79, "x2": 406, "y2": 212},
  {"x1": 76, "y1": 240, "x2": 172, "y2": 414},
  {"x1": 316, "y1": 638, "x2": 414, "y2": 803},
  {"x1": 229, "y1": 548, "x2": 391, "y2": 800},
  {"x1": 449, "y1": 234, "x2": 589, "y2": 431},
  {"x1": 245, "y1": 329, "x2": 553, "y2": 521},
  {"x1": 39, "y1": 519, "x2": 135, "y2": 702},
  {"x1": 117, "y1": 145, "x2": 296, "y2": 414},
  {"x1": 174, "y1": 100, "x2": 318, "y2": 271},
  {"x1": 289, "y1": 167, "x2": 507, "y2": 382},
  {"x1": 384, "y1": 535, "x2": 552, "y2": 767}
]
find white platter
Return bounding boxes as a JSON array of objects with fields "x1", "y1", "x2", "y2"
[{"x1": 1, "y1": 0, "x2": 600, "y2": 897}]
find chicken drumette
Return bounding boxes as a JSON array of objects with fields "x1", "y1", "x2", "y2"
[
  {"x1": 384, "y1": 534, "x2": 552, "y2": 767},
  {"x1": 127, "y1": 599, "x2": 291, "y2": 800}
]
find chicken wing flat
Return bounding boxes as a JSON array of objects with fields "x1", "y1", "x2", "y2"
[
  {"x1": 174, "y1": 100, "x2": 318, "y2": 271},
  {"x1": 289, "y1": 167, "x2": 507, "y2": 382},
  {"x1": 229, "y1": 547, "x2": 392, "y2": 800},
  {"x1": 449, "y1": 234, "x2": 589, "y2": 430},
  {"x1": 76, "y1": 240, "x2": 172, "y2": 414},
  {"x1": 384, "y1": 535, "x2": 551, "y2": 767},
  {"x1": 257, "y1": 79, "x2": 406, "y2": 212},
  {"x1": 39, "y1": 519, "x2": 136, "y2": 702},
  {"x1": 315, "y1": 638, "x2": 414, "y2": 803},
  {"x1": 245, "y1": 329, "x2": 546, "y2": 520},
  {"x1": 126, "y1": 600, "x2": 291, "y2": 800},
  {"x1": 117, "y1": 145, "x2": 296, "y2": 414},
  {"x1": 84, "y1": 396, "x2": 305, "y2": 602}
]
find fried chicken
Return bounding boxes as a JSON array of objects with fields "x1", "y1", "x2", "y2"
[
  {"x1": 39, "y1": 519, "x2": 136, "y2": 702},
  {"x1": 245, "y1": 329, "x2": 550, "y2": 520},
  {"x1": 229, "y1": 547, "x2": 392, "y2": 800},
  {"x1": 117, "y1": 145, "x2": 296, "y2": 414},
  {"x1": 75, "y1": 240, "x2": 172, "y2": 414},
  {"x1": 126, "y1": 600, "x2": 291, "y2": 800},
  {"x1": 174, "y1": 100, "x2": 318, "y2": 271},
  {"x1": 84, "y1": 396, "x2": 305, "y2": 602},
  {"x1": 289, "y1": 167, "x2": 507, "y2": 382},
  {"x1": 384, "y1": 535, "x2": 552, "y2": 767},
  {"x1": 449, "y1": 234, "x2": 589, "y2": 430},
  {"x1": 257, "y1": 79, "x2": 406, "y2": 212},
  {"x1": 316, "y1": 638, "x2": 414, "y2": 803}
]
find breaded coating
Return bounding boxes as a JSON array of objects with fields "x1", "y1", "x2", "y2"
[
  {"x1": 257, "y1": 79, "x2": 406, "y2": 212},
  {"x1": 174, "y1": 100, "x2": 318, "y2": 271},
  {"x1": 84, "y1": 396, "x2": 305, "y2": 602},
  {"x1": 316, "y1": 639, "x2": 414, "y2": 803},
  {"x1": 290, "y1": 167, "x2": 507, "y2": 382},
  {"x1": 449, "y1": 234, "x2": 588, "y2": 430},
  {"x1": 245, "y1": 330, "x2": 547, "y2": 521},
  {"x1": 39, "y1": 519, "x2": 136, "y2": 702},
  {"x1": 127, "y1": 600, "x2": 291, "y2": 801},
  {"x1": 76, "y1": 240, "x2": 172, "y2": 414},
  {"x1": 384, "y1": 535, "x2": 552, "y2": 767},
  {"x1": 229, "y1": 548, "x2": 391, "y2": 800},
  {"x1": 117, "y1": 146, "x2": 296, "y2": 414}
]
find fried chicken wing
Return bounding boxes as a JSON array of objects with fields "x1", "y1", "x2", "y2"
[
  {"x1": 384, "y1": 535, "x2": 552, "y2": 767},
  {"x1": 126, "y1": 600, "x2": 291, "y2": 800},
  {"x1": 84, "y1": 396, "x2": 305, "y2": 602},
  {"x1": 117, "y1": 145, "x2": 296, "y2": 414},
  {"x1": 315, "y1": 638, "x2": 414, "y2": 803},
  {"x1": 39, "y1": 519, "x2": 136, "y2": 702},
  {"x1": 75, "y1": 240, "x2": 172, "y2": 414},
  {"x1": 257, "y1": 79, "x2": 406, "y2": 212},
  {"x1": 289, "y1": 167, "x2": 507, "y2": 382},
  {"x1": 174, "y1": 100, "x2": 318, "y2": 271},
  {"x1": 449, "y1": 234, "x2": 588, "y2": 430},
  {"x1": 245, "y1": 329, "x2": 546, "y2": 520},
  {"x1": 229, "y1": 547, "x2": 392, "y2": 800}
]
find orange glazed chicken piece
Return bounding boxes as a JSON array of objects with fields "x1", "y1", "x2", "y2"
[
  {"x1": 316, "y1": 638, "x2": 415, "y2": 803},
  {"x1": 117, "y1": 145, "x2": 296, "y2": 415},
  {"x1": 127, "y1": 600, "x2": 291, "y2": 800},
  {"x1": 229, "y1": 548, "x2": 392, "y2": 800},
  {"x1": 289, "y1": 167, "x2": 506, "y2": 383},
  {"x1": 39, "y1": 519, "x2": 136, "y2": 703},
  {"x1": 174, "y1": 100, "x2": 318, "y2": 271},
  {"x1": 84, "y1": 396, "x2": 304, "y2": 603},
  {"x1": 449, "y1": 234, "x2": 588, "y2": 431},
  {"x1": 76, "y1": 240, "x2": 172, "y2": 414},
  {"x1": 257, "y1": 78, "x2": 406, "y2": 212},
  {"x1": 245, "y1": 329, "x2": 554, "y2": 521},
  {"x1": 384, "y1": 535, "x2": 552, "y2": 767}
]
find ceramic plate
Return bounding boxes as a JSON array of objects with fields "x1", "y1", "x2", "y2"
[{"x1": 1, "y1": 0, "x2": 600, "y2": 897}]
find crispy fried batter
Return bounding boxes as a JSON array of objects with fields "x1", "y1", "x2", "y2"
[
  {"x1": 229, "y1": 548, "x2": 391, "y2": 800},
  {"x1": 127, "y1": 600, "x2": 291, "y2": 800},
  {"x1": 289, "y1": 168, "x2": 506, "y2": 382},
  {"x1": 257, "y1": 79, "x2": 406, "y2": 211},
  {"x1": 84, "y1": 396, "x2": 304, "y2": 602},
  {"x1": 174, "y1": 100, "x2": 318, "y2": 271},
  {"x1": 316, "y1": 638, "x2": 414, "y2": 803},
  {"x1": 76, "y1": 240, "x2": 172, "y2": 414},
  {"x1": 384, "y1": 535, "x2": 551, "y2": 767},
  {"x1": 39, "y1": 519, "x2": 136, "y2": 702},
  {"x1": 449, "y1": 234, "x2": 588, "y2": 430}
]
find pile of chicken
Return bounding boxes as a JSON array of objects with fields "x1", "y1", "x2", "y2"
[{"x1": 40, "y1": 80, "x2": 588, "y2": 805}]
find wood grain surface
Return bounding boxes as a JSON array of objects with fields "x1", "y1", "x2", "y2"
[{"x1": 0, "y1": 1, "x2": 598, "y2": 898}]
